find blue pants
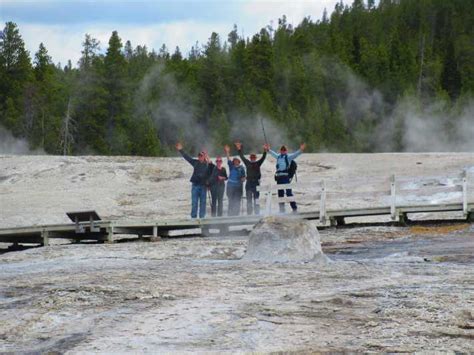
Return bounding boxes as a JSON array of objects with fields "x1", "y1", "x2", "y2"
[
  {"x1": 276, "y1": 175, "x2": 296, "y2": 212},
  {"x1": 191, "y1": 184, "x2": 207, "y2": 218}
]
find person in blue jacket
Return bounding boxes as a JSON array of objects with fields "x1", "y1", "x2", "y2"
[
  {"x1": 269, "y1": 143, "x2": 306, "y2": 213},
  {"x1": 175, "y1": 142, "x2": 210, "y2": 219},
  {"x1": 224, "y1": 144, "x2": 246, "y2": 216}
]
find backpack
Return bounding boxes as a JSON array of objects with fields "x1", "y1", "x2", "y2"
[{"x1": 285, "y1": 155, "x2": 298, "y2": 181}]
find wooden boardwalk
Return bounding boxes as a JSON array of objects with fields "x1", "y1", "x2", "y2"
[{"x1": 1, "y1": 169, "x2": 473, "y2": 247}]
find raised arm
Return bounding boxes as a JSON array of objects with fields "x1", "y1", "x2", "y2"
[
  {"x1": 257, "y1": 146, "x2": 267, "y2": 166},
  {"x1": 269, "y1": 149, "x2": 279, "y2": 159},
  {"x1": 175, "y1": 142, "x2": 196, "y2": 166},
  {"x1": 224, "y1": 144, "x2": 231, "y2": 163},
  {"x1": 287, "y1": 149, "x2": 302, "y2": 161},
  {"x1": 235, "y1": 142, "x2": 250, "y2": 166},
  {"x1": 288, "y1": 143, "x2": 306, "y2": 160}
]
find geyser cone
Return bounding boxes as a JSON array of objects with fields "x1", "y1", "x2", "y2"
[{"x1": 244, "y1": 216, "x2": 329, "y2": 263}]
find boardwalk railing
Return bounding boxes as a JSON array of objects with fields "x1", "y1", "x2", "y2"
[
  {"x1": 257, "y1": 168, "x2": 473, "y2": 224},
  {"x1": 1, "y1": 169, "x2": 473, "y2": 247}
]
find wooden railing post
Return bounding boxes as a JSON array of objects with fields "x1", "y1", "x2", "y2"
[
  {"x1": 41, "y1": 230, "x2": 49, "y2": 246},
  {"x1": 390, "y1": 174, "x2": 396, "y2": 221},
  {"x1": 320, "y1": 180, "x2": 326, "y2": 224},
  {"x1": 106, "y1": 226, "x2": 114, "y2": 243},
  {"x1": 462, "y1": 169, "x2": 468, "y2": 216},
  {"x1": 90, "y1": 214, "x2": 100, "y2": 232}
]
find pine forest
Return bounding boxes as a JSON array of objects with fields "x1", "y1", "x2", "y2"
[{"x1": 0, "y1": 0, "x2": 473, "y2": 155}]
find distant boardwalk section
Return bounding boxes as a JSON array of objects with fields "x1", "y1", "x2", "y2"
[{"x1": 0, "y1": 169, "x2": 473, "y2": 248}]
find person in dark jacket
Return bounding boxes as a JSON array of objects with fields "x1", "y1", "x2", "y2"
[
  {"x1": 269, "y1": 143, "x2": 306, "y2": 213},
  {"x1": 235, "y1": 142, "x2": 269, "y2": 215},
  {"x1": 208, "y1": 156, "x2": 227, "y2": 217},
  {"x1": 175, "y1": 142, "x2": 210, "y2": 219},
  {"x1": 224, "y1": 144, "x2": 246, "y2": 216}
]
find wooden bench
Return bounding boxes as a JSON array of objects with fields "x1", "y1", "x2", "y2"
[{"x1": 66, "y1": 210, "x2": 101, "y2": 233}]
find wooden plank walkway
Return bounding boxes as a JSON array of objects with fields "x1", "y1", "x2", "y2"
[
  {"x1": 1, "y1": 202, "x2": 472, "y2": 247},
  {"x1": 1, "y1": 169, "x2": 473, "y2": 247}
]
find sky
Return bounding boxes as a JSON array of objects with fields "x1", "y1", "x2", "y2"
[{"x1": 0, "y1": 0, "x2": 341, "y2": 67}]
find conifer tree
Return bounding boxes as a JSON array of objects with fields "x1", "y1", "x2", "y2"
[
  {"x1": 73, "y1": 34, "x2": 109, "y2": 153},
  {"x1": 0, "y1": 21, "x2": 33, "y2": 135},
  {"x1": 1, "y1": 0, "x2": 473, "y2": 155},
  {"x1": 104, "y1": 30, "x2": 131, "y2": 154},
  {"x1": 31, "y1": 42, "x2": 61, "y2": 151}
]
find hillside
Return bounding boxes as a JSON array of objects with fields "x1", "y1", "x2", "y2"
[{"x1": 1, "y1": 0, "x2": 473, "y2": 155}]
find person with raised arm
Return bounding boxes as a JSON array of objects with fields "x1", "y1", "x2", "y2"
[
  {"x1": 268, "y1": 143, "x2": 306, "y2": 213},
  {"x1": 235, "y1": 141, "x2": 269, "y2": 215},
  {"x1": 224, "y1": 144, "x2": 246, "y2": 216},
  {"x1": 175, "y1": 142, "x2": 211, "y2": 219}
]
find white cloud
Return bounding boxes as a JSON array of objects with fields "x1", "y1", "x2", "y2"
[
  {"x1": 19, "y1": 21, "x2": 232, "y2": 66},
  {"x1": 20, "y1": 23, "x2": 85, "y2": 66},
  {"x1": 12, "y1": 0, "x2": 340, "y2": 66},
  {"x1": 242, "y1": 0, "x2": 337, "y2": 27}
]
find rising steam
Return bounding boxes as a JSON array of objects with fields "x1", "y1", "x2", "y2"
[
  {"x1": 136, "y1": 65, "x2": 291, "y2": 156},
  {"x1": 319, "y1": 57, "x2": 474, "y2": 152},
  {"x1": 0, "y1": 125, "x2": 44, "y2": 155}
]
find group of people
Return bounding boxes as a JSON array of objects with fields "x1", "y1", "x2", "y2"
[{"x1": 176, "y1": 141, "x2": 306, "y2": 219}]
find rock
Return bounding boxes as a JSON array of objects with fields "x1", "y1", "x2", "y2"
[{"x1": 243, "y1": 216, "x2": 329, "y2": 263}]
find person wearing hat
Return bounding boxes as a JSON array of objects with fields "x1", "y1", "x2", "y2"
[
  {"x1": 175, "y1": 142, "x2": 211, "y2": 219},
  {"x1": 269, "y1": 143, "x2": 306, "y2": 213},
  {"x1": 224, "y1": 144, "x2": 246, "y2": 216},
  {"x1": 234, "y1": 141, "x2": 269, "y2": 215},
  {"x1": 208, "y1": 156, "x2": 228, "y2": 217}
]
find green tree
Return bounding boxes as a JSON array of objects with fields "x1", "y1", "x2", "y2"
[
  {"x1": 0, "y1": 21, "x2": 33, "y2": 135},
  {"x1": 73, "y1": 34, "x2": 109, "y2": 153},
  {"x1": 30, "y1": 42, "x2": 62, "y2": 151},
  {"x1": 246, "y1": 29, "x2": 274, "y2": 92},
  {"x1": 209, "y1": 106, "x2": 230, "y2": 148},
  {"x1": 199, "y1": 32, "x2": 226, "y2": 124},
  {"x1": 1, "y1": 0, "x2": 472, "y2": 155},
  {"x1": 129, "y1": 113, "x2": 161, "y2": 156},
  {"x1": 78, "y1": 34, "x2": 100, "y2": 69},
  {"x1": 104, "y1": 30, "x2": 131, "y2": 154}
]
